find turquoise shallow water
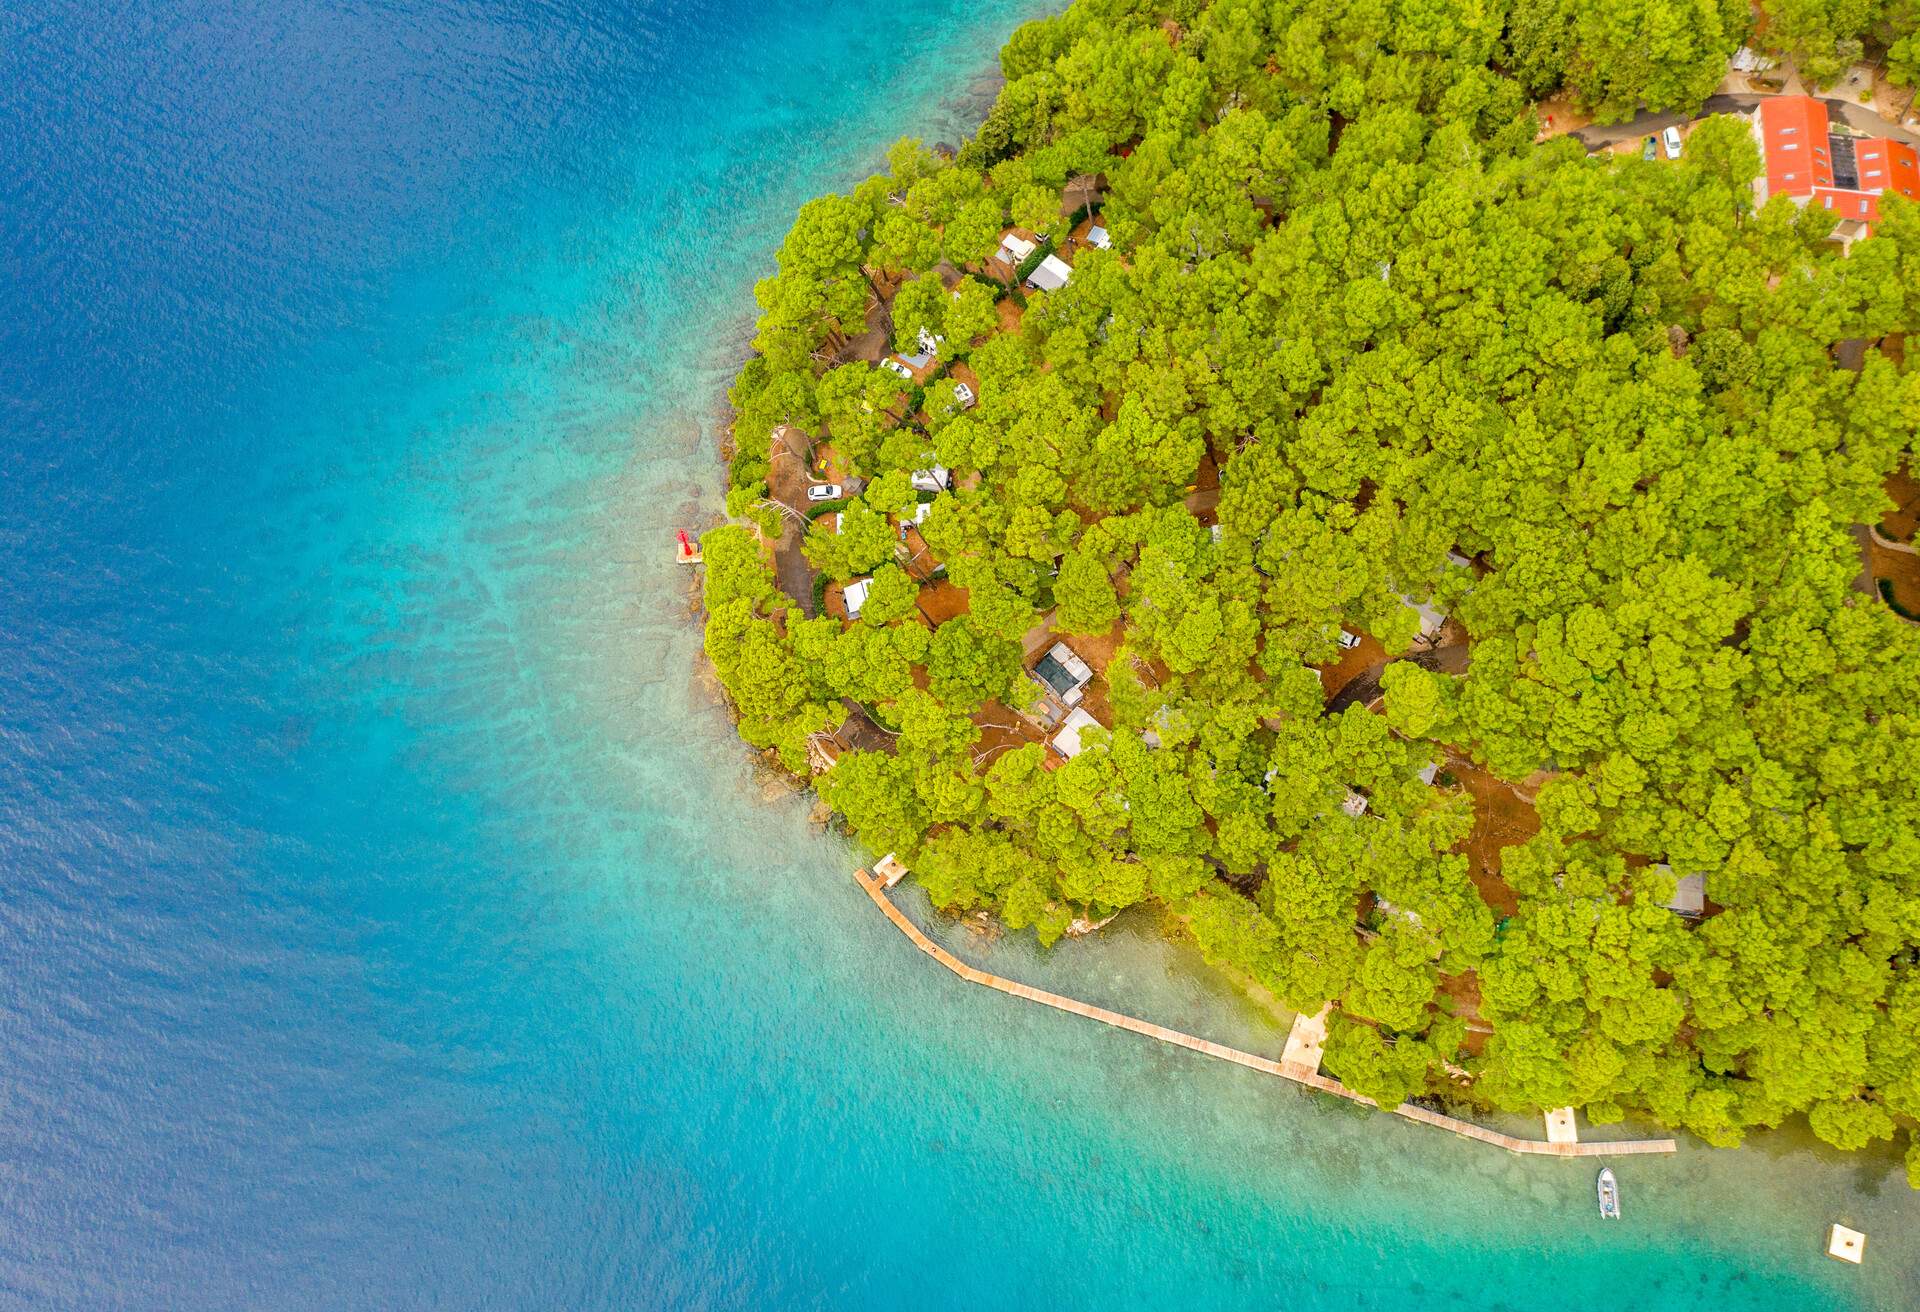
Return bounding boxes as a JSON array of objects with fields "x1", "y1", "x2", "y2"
[{"x1": 1, "y1": 2, "x2": 1915, "y2": 1308}]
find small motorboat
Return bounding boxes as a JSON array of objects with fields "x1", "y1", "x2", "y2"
[{"x1": 1597, "y1": 1167, "x2": 1621, "y2": 1220}]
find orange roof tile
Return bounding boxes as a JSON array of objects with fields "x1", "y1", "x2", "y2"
[
  {"x1": 1759, "y1": 96, "x2": 1832, "y2": 196},
  {"x1": 1812, "y1": 187, "x2": 1882, "y2": 227},
  {"x1": 1852, "y1": 137, "x2": 1919, "y2": 200}
]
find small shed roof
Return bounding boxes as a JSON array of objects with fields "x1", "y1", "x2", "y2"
[
  {"x1": 1664, "y1": 871, "x2": 1707, "y2": 916},
  {"x1": 843, "y1": 577, "x2": 872, "y2": 618},
  {"x1": 1026, "y1": 254, "x2": 1073, "y2": 291},
  {"x1": 1051, "y1": 706, "x2": 1104, "y2": 759}
]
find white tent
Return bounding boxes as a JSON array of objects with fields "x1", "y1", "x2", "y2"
[
  {"x1": 1051, "y1": 707, "x2": 1104, "y2": 759},
  {"x1": 843, "y1": 577, "x2": 872, "y2": 619},
  {"x1": 1026, "y1": 254, "x2": 1073, "y2": 291}
]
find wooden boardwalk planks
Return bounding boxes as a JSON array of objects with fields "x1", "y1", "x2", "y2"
[{"x1": 855, "y1": 868, "x2": 1678, "y2": 1159}]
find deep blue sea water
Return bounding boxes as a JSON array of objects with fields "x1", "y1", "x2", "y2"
[{"x1": 2, "y1": 3, "x2": 1916, "y2": 1308}]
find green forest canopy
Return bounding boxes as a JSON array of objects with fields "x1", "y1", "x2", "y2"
[{"x1": 704, "y1": 0, "x2": 1920, "y2": 1180}]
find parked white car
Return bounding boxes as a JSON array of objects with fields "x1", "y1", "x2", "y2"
[
  {"x1": 881, "y1": 358, "x2": 913, "y2": 380},
  {"x1": 806, "y1": 483, "x2": 843, "y2": 503},
  {"x1": 1337, "y1": 629, "x2": 1363, "y2": 650},
  {"x1": 1662, "y1": 126, "x2": 1683, "y2": 159}
]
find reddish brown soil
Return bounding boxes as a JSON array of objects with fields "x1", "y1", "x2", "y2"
[
  {"x1": 1017, "y1": 620, "x2": 1129, "y2": 736},
  {"x1": 823, "y1": 582, "x2": 852, "y2": 624},
  {"x1": 1315, "y1": 632, "x2": 1387, "y2": 698},
  {"x1": 972, "y1": 699, "x2": 1044, "y2": 767},
  {"x1": 899, "y1": 525, "x2": 941, "y2": 581},
  {"x1": 1057, "y1": 619, "x2": 1127, "y2": 728},
  {"x1": 1881, "y1": 464, "x2": 1920, "y2": 542},
  {"x1": 758, "y1": 425, "x2": 820, "y2": 612},
  {"x1": 1447, "y1": 757, "x2": 1536, "y2": 917},
  {"x1": 1532, "y1": 91, "x2": 1594, "y2": 142},
  {"x1": 1184, "y1": 453, "x2": 1222, "y2": 523},
  {"x1": 840, "y1": 284, "x2": 893, "y2": 366},
  {"x1": 764, "y1": 424, "x2": 811, "y2": 503},
  {"x1": 1869, "y1": 538, "x2": 1920, "y2": 616},
  {"x1": 810, "y1": 441, "x2": 851, "y2": 487},
  {"x1": 1427, "y1": 619, "x2": 1472, "y2": 666},
  {"x1": 1438, "y1": 971, "x2": 1494, "y2": 1055},
  {"x1": 834, "y1": 702, "x2": 897, "y2": 754},
  {"x1": 914, "y1": 579, "x2": 971, "y2": 626},
  {"x1": 1019, "y1": 614, "x2": 1058, "y2": 660}
]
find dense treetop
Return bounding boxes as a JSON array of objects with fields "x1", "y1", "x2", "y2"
[{"x1": 705, "y1": 0, "x2": 1920, "y2": 1179}]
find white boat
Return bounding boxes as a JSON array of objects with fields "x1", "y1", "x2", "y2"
[{"x1": 1597, "y1": 1167, "x2": 1621, "y2": 1220}]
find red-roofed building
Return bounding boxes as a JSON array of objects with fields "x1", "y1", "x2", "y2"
[
  {"x1": 1852, "y1": 137, "x2": 1920, "y2": 201},
  {"x1": 1757, "y1": 95, "x2": 1831, "y2": 197},
  {"x1": 1753, "y1": 97, "x2": 1918, "y2": 246},
  {"x1": 1810, "y1": 187, "x2": 1880, "y2": 225}
]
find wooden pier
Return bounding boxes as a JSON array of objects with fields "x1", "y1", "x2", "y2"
[{"x1": 855, "y1": 868, "x2": 1678, "y2": 1159}]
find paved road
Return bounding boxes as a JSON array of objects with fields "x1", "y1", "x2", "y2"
[{"x1": 1571, "y1": 92, "x2": 1920, "y2": 152}]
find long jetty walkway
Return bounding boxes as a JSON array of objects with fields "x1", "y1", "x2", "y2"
[{"x1": 855, "y1": 868, "x2": 1677, "y2": 1159}]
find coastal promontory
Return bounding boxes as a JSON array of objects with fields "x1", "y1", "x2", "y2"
[{"x1": 703, "y1": 0, "x2": 1920, "y2": 1178}]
